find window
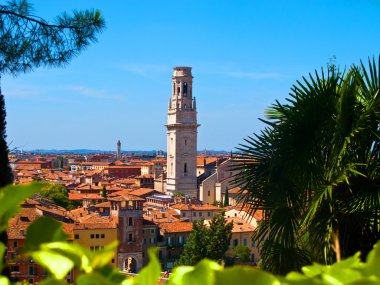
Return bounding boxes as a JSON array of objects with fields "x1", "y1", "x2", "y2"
[
  {"x1": 151, "y1": 229, "x2": 155, "y2": 234},
  {"x1": 112, "y1": 259, "x2": 115, "y2": 263},
  {"x1": 185, "y1": 139, "x2": 187, "y2": 145},
  {"x1": 182, "y1": 212, "x2": 186, "y2": 217},
  {"x1": 199, "y1": 212, "x2": 202, "y2": 217},
  {"x1": 144, "y1": 238, "x2": 147, "y2": 244},
  {"x1": 13, "y1": 241, "x2": 17, "y2": 248},
  {"x1": 183, "y1": 82, "x2": 188, "y2": 95},
  {"x1": 11, "y1": 266, "x2": 19, "y2": 272},
  {"x1": 28, "y1": 279, "x2": 33, "y2": 284},
  {"x1": 75, "y1": 234, "x2": 80, "y2": 239},
  {"x1": 243, "y1": 238, "x2": 247, "y2": 246},
  {"x1": 142, "y1": 230, "x2": 145, "y2": 234},
  {"x1": 29, "y1": 266, "x2": 34, "y2": 275},
  {"x1": 101, "y1": 234, "x2": 105, "y2": 239},
  {"x1": 177, "y1": 86, "x2": 180, "y2": 95},
  {"x1": 184, "y1": 104, "x2": 187, "y2": 109},
  {"x1": 207, "y1": 191, "x2": 210, "y2": 196},
  {"x1": 193, "y1": 212, "x2": 196, "y2": 217},
  {"x1": 251, "y1": 238, "x2": 255, "y2": 248},
  {"x1": 128, "y1": 233, "x2": 133, "y2": 242},
  {"x1": 233, "y1": 239, "x2": 238, "y2": 247},
  {"x1": 90, "y1": 234, "x2": 95, "y2": 239},
  {"x1": 128, "y1": 217, "x2": 133, "y2": 226},
  {"x1": 95, "y1": 234, "x2": 100, "y2": 239},
  {"x1": 184, "y1": 163, "x2": 187, "y2": 176},
  {"x1": 207, "y1": 211, "x2": 211, "y2": 217}
]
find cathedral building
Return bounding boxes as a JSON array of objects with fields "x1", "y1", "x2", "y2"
[{"x1": 165, "y1": 67, "x2": 199, "y2": 198}]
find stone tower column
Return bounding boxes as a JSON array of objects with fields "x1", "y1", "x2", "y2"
[
  {"x1": 116, "y1": 140, "x2": 121, "y2": 159},
  {"x1": 166, "y1": 67, "x2": 199, "y2": 198}
]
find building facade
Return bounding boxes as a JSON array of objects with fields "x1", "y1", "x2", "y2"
[{"x1": 166, "y1": 67, "x2": 199, "y2": 198}]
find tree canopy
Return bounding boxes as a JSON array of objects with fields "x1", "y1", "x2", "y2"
[
  {"x1": 176, "y1": 213, "x2": 233, "y2": 266},
  {"x1": 234, "y1": 56, "x2": 380, "y2": 275},
  {"x1": 0, "y1": 0, "x2": 105, "y2": 75}
]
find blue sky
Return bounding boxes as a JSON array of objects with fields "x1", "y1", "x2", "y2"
[{"x1": 3, "y1": 0, "x2": 380, "y2": 151}]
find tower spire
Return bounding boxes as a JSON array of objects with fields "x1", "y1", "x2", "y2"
[{"x1": 166, "y1": 67, "x2": 200, "y2": 198}]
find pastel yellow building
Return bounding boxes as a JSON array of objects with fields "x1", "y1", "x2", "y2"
[
  {"x1": 225, "y1": 217, "x2": 260, "y2": 263},
  {"x1": 73, "y1": 221, "x2": 118, "y2": 267}
]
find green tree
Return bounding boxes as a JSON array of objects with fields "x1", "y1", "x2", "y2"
[
  {"x1": 234, "y1": 57, "x2": 380, "y2": 275},
  {"x1": 102, "y1": 185, "x2": 107, "y2": 198},
  {"x1": 0, "y1": 0, "x2": 105, "y2": 188},
  {"x1": 224, "y1": 187, "x2": 229, "y2": 207},
  {"x1": 176, "y1": 220, "x2": 208, "y2": 266},
  {"x1": 176, "y1": 213, "x2": 233, "y2": 266},
  {"x1": 233, "y1": 245, "x2": 251, "y2": 261},
  {"x1": 39, "y1": 184, "x2": 70, "y2": 209}
]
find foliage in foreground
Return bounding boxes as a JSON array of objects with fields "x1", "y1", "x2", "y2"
[
  {"x1": 234, "y1": 56, "x2": 380, "y2": 274},
  {"x1": 2, "y1": 184, "x2": 380, "y2": 284}
]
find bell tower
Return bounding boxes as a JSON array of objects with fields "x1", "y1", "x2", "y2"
[{"x1": 166, "y1": 67, "x2": 199, "y2": 198}]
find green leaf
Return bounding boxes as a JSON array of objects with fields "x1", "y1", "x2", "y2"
[
  {"x1": 321, "y1": 269, "x2": 362, "y2": 285},
  {"x1": 167, "y1": 259, "x2": 222, "y2": 285},
  {"x1": 25, "y1": 217, "x2": 68, "y2": 251},
  {"x1": 363, "y1": 241, "x2": 380, "y2": 278},
  {"x1": 331, "y1": 253, "x2": 362, "y2": 270},
  {"x1": 0, "y1": 243, "x2": 5, "y2": 272},
  {"x1": 215, "y1": 266, "x2": 281, "y2": 285},
  {"x1": 302, "y1": 263, "x2": 327, "y2": 278},
  {"x1": 38, "y1": 278, "x2": 68, "y2": 285},
  {"x1": 124, "y1": 247, "x2": 161, "y2": 285},
  {"x1": 91, "y1": 241, "x2": 118, "y2": 269},
  {"x1": 0, "y1": 276, "x2": 9, "y2": 285},
  {"x1": 0, "y1": 183, "x2": 44, "y2": 232},
  {"x1": 29, "y1": 249, "x2": 74, "y2": 279},
  {"x1": 44, "y1": 242, "x2": 90, "y2": 271},
  {"x1": 77, "y1": 272, "x2": 116, "y2": 285}
]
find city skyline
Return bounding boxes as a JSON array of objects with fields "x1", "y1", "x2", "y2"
[{"x1": 3, "y1": 0, "x2": 380, "y2": 151}]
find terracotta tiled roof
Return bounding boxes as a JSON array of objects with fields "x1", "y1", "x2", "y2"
[
  {"x1": 226, "y1": 217, "x2": 256, "y2": 233},
  {"x1": 129, "y1": 188, "x2": 157, "y2": 197},
  {"x1": 94, "y1": 201, "x2": 111, "y2": 208},
  {"x1": 107, "y1": 165, "x2": 141, "y2": 169},
  {"x1": 196, "y1": 156, "x2": 218, "y2": 166},
  {"x1": 170, "y1": 203, "x2": 222, "y2": 211},
  {"x1": 74, "y1": 222, "x2": 116, "y2": 230},
  {"x1": 233, "y1": 203, "x2": 264, "y2": 221},
  {"x1": 108, "y1": 194, "x2": 145, "y2": 201},
  {"x1": 108, "y1": 189, "x2": 133, "y2": 197},
  {"x1": 159, "y1": 222, "x2": 193, "y2": 233}
]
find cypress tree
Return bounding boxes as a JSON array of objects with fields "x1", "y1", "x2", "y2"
[
  {"x1": 102, "y1": 185, "x2": 107, "y2": 198},
  {"x1": 224, "y1": 187, "x2": 229, "y2": 207},
  {"x1": 0, "y1": 86, "x2": 11, "y2": 279}
]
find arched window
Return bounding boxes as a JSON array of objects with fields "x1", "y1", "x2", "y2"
[
  {"x1": 184, "y1": 163, "x2": 187, "y2": 175},
  {"x1": 183, "y1": 82, "x2": 187, "y2": 96}
]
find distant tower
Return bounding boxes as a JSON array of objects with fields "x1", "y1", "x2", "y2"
[
  {"x1": 166, "y1": 67, "x2": 199, "y2": 198},
  {"x1": 116, "y1": 140, "x2": 121, "y2": 159}
]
